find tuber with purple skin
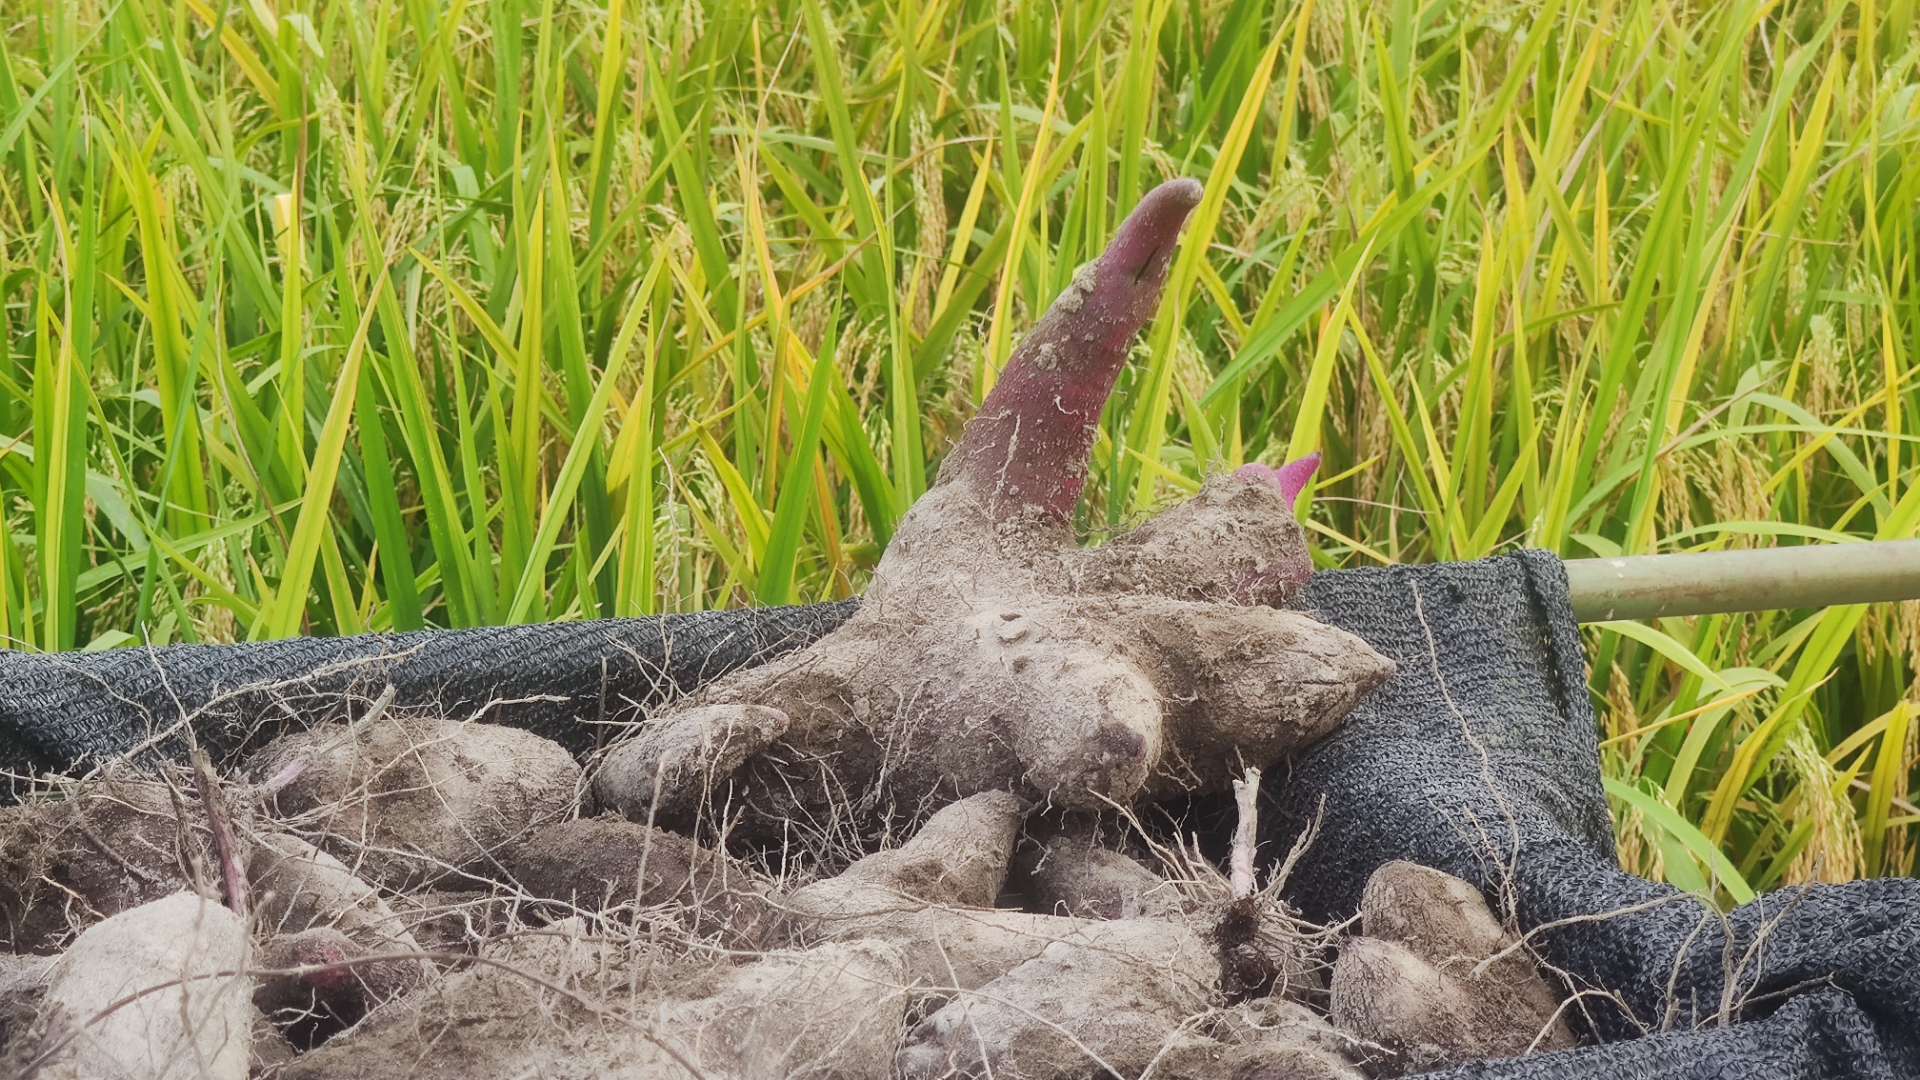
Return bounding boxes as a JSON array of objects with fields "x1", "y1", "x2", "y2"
[
  {"x1": 944, "y1": 178, "x2": 1212, "y2": 524},
  {"x1": 592, "y1": 179, "x2": 1393, "y2": 848}
]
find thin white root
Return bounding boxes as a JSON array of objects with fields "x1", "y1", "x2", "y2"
[{"x1": 1230, "y1": 766, "x2": 1263, "y2": 900}]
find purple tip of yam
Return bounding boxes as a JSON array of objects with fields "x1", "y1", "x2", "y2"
[
  {"x1": 1099, "y1": 177, "x2": 1205, "y2": 294},
  {"x1": 1235, "y1": 453, "x2": 1321, "y2": 505},
  {"x1": 945, "y1": 179, "x2": 1205, "y2": 521},
  {"x1": 1275, "y1": 453, "x2": 1322, "y2": 503},
  {"x1": 1065, "y1": 178, "x2": 1207, "y2": 350},
  {"x1": 1228, "y1": 447, "x2": 1320, "y2": 503}
]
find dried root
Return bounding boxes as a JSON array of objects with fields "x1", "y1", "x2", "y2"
[{"x1": 0, "y1": 776, "x2": 221, "y2": 953}]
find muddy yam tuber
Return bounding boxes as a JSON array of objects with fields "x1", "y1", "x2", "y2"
[
  {"x1": 594, "y1": 179, "x2": 1393, "y2": 843},
  {"x1": 28, "y1": 892, "x2": 254, "y2": 1080},
  {"x1": 1330, "y1": 861, "x2": 1576, "y2": 1074},
  {"x1": 246, "y1": 711, "x2": 581, "y2": 890}
]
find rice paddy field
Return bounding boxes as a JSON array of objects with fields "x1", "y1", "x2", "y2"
[{"x1": 2, "y1": 0, "x2": 1918, "y2": 900}]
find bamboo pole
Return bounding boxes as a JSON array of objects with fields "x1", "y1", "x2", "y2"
[{"x1": 1564, "y1": 540, "x2": 1920, "y2": 622}]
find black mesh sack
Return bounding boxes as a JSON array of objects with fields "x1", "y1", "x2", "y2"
[
  {"x1": 4, "y1": 556, "x2": 1917, "y2": 1077},
  {"x1": 1273, "y1": 552, "x2": 1920, "y2": 1079},
  {"x1": 0, "y1": 602, "x2": 855, "y2": 780}
]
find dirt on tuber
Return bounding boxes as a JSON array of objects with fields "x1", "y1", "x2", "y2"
[
  {"x1": 592, "y1": 179, "x2": 1393, "y2": 854},
  {"x1": 277, "y1": 918, "x2": 913, "y2": 1080},
  {"x1": 246, "y1": 709, "x2": 581, "y2": 890},
  {"x1": 1329, "y1": 861, "x2": 1577, "y2": 1074},
  {"x1": 26, "y1": 892, "x2": 253, "y2": 1080},
  {"x1": 507, "y1": 815, "x2": 784, "y2": 948}
]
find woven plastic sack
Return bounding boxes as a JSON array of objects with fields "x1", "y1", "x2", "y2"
[{"x1": 0, "y1": 602, "x2": 853, "y2": 779}]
